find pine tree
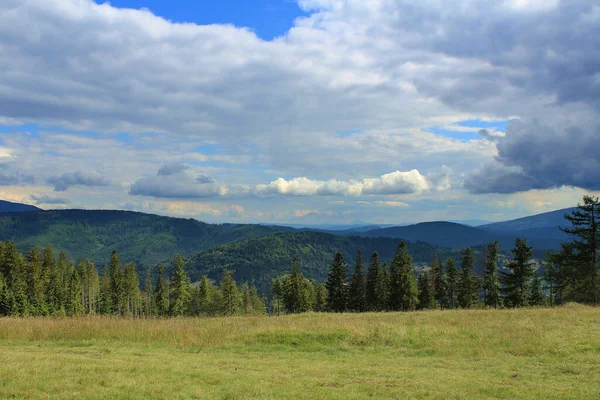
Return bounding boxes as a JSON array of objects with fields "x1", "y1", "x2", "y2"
[
  {"x1": 430, "y1": 255, "x2": 445, "y2": 309},
  {"x1": 141, "y1": 268, "x2": 153, "y2": 316},
  {"x1": 444, "y1": 258, "x2": 458, "y2": 309},
  {"x1": 271, "y1": 278, "x2": 283, "y2": 315},
  {"x1": 25, "y1": 247, "x2": 46, "y2": 315},
  {"x1": 457, "y1": 248, "x2": 478, "y2": 309},
  {"x1": 170, "y1": 255, "x2": 191, "y2": 316},
  {"x1": 43, "y1": 247, "x2": 61, "y2": 314},
  {"x1": 366, "y1": 252, "x2": 387, "y2": 311},
  {"x1": 154, "y1": 264, "x2": 169, "y2": 316},
  {"x1": 98, "y1": 264, "x2": 112, "y2": 315},
  {"x1": 389, "y1": 242, "x2": 418, "y2": 311},
  {"x1": 122, "y1": 262, "x2": 140, "y2": 317},
  {"x1": 417, "y1": 272, "x2": 435, "y2": 310},
  {"x1": 220, "y1": 269, "x2": 239, "y2": 315},
  {"x1": 108, "y1": 250, "x2": 122, "y2": 314},
  {"x1": 557, "y1": 196, "x2": 600, "y2": 304},
  {"x1": 348, "y1": 251, "x2": 367, "y2": 312},
  {"x1": 283, "y1": 258, "x2": 307, "y2": 313},
  {"x1": 197, "y1": 276, "x2": 216, "y2": 316},
  {"x1": 313, "y1": 282, "x2": 327, "y2": 312},
  {"x1": 326, "y1": 252, "x2": 348, "y2": 312},
  {"x1": 483, "y1": 242, "x2": 501, "y2": 308},
  {"x1": 528, "y1": 276, "x2": 544, "y2": 306},
  {"x1": 501, "y1": 238, "x2": 534, "y2": 307},
  {"x1": 240, "y1": 283, "x2": 252, "y2": 314},
  {"x1": 86, "y1": 260, "x2": 99, "y2": 315},
  {"x1": 65, "y1": 269, "x2": 84, "y2": 316}
]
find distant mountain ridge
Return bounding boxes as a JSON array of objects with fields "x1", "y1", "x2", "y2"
[{"x1": 0, "y1": 200, "x2": 41, "y2": 213}]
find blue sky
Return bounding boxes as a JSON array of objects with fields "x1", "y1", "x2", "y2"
[
  {"x1": 93, "y1": 0, "x2": 307, "y2": 40},
  {"x1": 0, "y1": 0, "x2": 598, "y2": 224}
]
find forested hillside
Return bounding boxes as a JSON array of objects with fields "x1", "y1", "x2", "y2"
[
  {"x1": 188, "y1": 231, "x2": 460, "y2": 292},
  {"x1": 0, "y1": 210, "x2": 288, "y2": 268},
  {"x1": 0, "y1": 200, "x2": 41, "y2": 213}
]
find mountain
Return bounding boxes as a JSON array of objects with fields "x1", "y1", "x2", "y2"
[
  {"x1": 0, "y1": 200, "x2": 41, "y2": 213},
  {"x1": 0, "y1": 209, "x2": 289, "y2": 268},
  {"x1": 481, "y1": 207, "x2": 575, "y2": 233},
  {"x1": 188, "y1": 231, "x2": 459, "y2": 292},
  {"x1": 359, "y1": 222, "x2": 508, "y2": 249}
]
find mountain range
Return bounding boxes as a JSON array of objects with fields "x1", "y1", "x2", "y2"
[{"x1": 0, "y1": 201, "x2": 577, "y2": 287}]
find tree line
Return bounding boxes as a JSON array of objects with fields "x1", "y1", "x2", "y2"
[
  {"x1": 1, "y1": 195, "x2": 598, "y2": 317},
  {"x1": 271, "y1": 196, "x2": 600, "y2": 313},
  {"x1": 0, "y1": 248, "x2": 265, "y2": 317}
]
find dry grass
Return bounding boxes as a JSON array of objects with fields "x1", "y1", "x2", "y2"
[{"x1": 1, "y1": 304, "x2": 599, "y2": 399}]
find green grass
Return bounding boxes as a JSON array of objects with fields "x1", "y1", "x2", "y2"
[{"x1": 1, "y1": 304, "x2": 599, "y2": 399}]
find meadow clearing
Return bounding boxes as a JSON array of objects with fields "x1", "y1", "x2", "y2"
[{"x1": 0, "y1": 304, "x2": 599, "y2": 399}]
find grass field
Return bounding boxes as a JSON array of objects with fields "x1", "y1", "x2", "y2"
[{"x1": 1, "y1": 304, "x2": 599, "y2": 399}]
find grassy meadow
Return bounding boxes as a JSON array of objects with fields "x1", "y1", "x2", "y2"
[{"x1": 1, "y1": 304, "x2": 599, "y2": 399}]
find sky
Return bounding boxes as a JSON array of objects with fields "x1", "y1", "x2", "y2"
[{"x1": 1, "y1": 0, "x2": 599, "y2": 225}]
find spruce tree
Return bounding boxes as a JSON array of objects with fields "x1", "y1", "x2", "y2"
[
  {"x1": 65, "y1": 269, "x2": 84, "y2": 316},
  {"x1": 241, "y1": 283, "x2": 252, "y2": 314},
  {"x1": 220, "y1": 269, "x2": 239, "y2": 315},
  {"x1": 557, "y1": 196, "x2": 600, "y2": 304},
  {"x1": 284, "y1": 258, "x2": 306, "y2": 313},
  {"x1": 389, "y1": 242, "x2": 418, "y2": 311},
  {"x1": 457, "y1": 248, "x2": 478, "y2": 308},
  {"x1": 197, "y1": 276, "x2": 215, "y2": 316},
  {"x1": 86, "y1": 260, "x2": 99, "y2": 315},
  {"x1": 154, "y1": 264, "x2": 169, "y2": 316},
  {"x1": 98, "y1": 264, "x2": 112, "y2": 315},
  {"x1": 528, "y1": 276, "x2": 544, "y2": 306},
  {"x1": 501, "y1": 238, "x2": 534, "y2": 307},
  {"x1": 543, "y1": 253, "x2": 561, "y2": 307},
  {"x1": 43, "y1": 247, "x2": 60, "y2": 313},
  {"x1": 313, "y1": 282, "x2": 328, "y2": 312},
  {"x1": 483, "y1": 242, "x2": 501, "y2": 308},
  {"x1": 108, "y1": 250, "x2": 122, "y2": 314},
  {"x1": 25, "y1": 247, "x2": 46, "y2": 315},
  {"x1": 417, "y1": 272, "x2": 435, "y2": 310},
  {"x1": 170, "y1": 255, "x2": 191, "y2": 316},
  {"x1": 348, "y1": 251, "x2": 367, "y2": 312},
  {"x1": 444, "y1": 258, "x2": 458, "y2": 309},
  {"x1": 326, "y1": 252, "x2": 348, "y2": 312},
  {"x1": 142, "y1": 268, "x2": 154, "y2": 316},
  {"x1": 122, "y1": 262, "x2": 140, "y2": 317},
  {"x1": 271, "y1": 278, "x2": 283, "y2": 315},
  {"x1": 366, "y1": 252, "x2": 387, "y2": 311},
  {"x1": 431, "y1": 255, "x2": 445, "y2": 309}
]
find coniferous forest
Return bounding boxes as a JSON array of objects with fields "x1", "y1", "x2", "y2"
[{"x1": 1, "y1": 196, "x2": 598, "y2": 317}]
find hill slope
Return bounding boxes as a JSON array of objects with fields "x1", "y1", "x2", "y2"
[
  {"x1": 188, "y1": 231, "x2": 459, "y2": 292},
  {"x1": 0, "y1": 200, "x2": 41, "y2": 213},
  {"x1": 360, "y1": 222, "x2": 510, "y2": 249},
  {"x1": 0, "y1": 209, "x2": 287, "y2": 267}
]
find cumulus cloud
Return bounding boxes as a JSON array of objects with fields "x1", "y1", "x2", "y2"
[
  {"x1": 47, "y1": 170, "x2": 110, "y2": 191},
  {"x1": 30, "y1": 193, "x2": 69, "y2": 204},
  {"x1": 157, "y1": 162, "x2": 189, "y2": 176},
  {"x1": 254, "y1": 169, "x2": 430, "y2": 197}
]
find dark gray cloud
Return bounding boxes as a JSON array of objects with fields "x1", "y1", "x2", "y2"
[
  {"x1": 30, "y1": 193, "x2": 69, "y2": 204},
  {"x1": 157, "y1": 162, "x2": 189, "y2": 176},
  {"x1": 0, "y1": 169, "x2": 34, "y2": 186},
  {"x1": 465, "y1": 118, "x2": 600, "y2": 193},
  {"x1": 47, "y1": 170, "x2": 110, "y2": 191},
  {"x1": 196, "y1": 175, "x2": 214, "y2": 184}
]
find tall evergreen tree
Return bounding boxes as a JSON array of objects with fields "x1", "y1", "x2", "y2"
[
  {"x1": 326, "y1": 252, "x2": 348, "y2": 312},
  {"x1": 154, "y1": 264, "x2": 169, "y2": 316},
  {"x1": 348, "y1": 251, "x2": 367, "y2": 312},
  {"x1": 389, "y1": 242, "x2": 418, "y2": 311},
  {"x1": 556, "y1": 196, "x2": 600, "y2": 304},
  {"x1": 142, "y1": 268, "x2": 154, "y2": 316},
  {"x1": 430, "y1": 255, "x2": 446, "y2": 309},
  {"x1": 483, "y1": 242, "x2": 501, "y2": 308},
  {"x1": 108, "y1": 250, "x2": 122, "y2": 314},
  {"x1": 25, "y1": 247, "x2": 46, "y2": 315},
  {"x1": 313, "y1": 282, "x2": 328, "y2": 312},
  {"x1": 196, "y1": 275, "x2": 213, "y2": 315},
  {"x1": 43, "y1": 247, "x2": 61, "y2": 314},
  {"x1": 170, "y1": 255, "x2": 191, "y2": 316},
  {"x1": 417, "y1": 272, "x2": 435, "y2": 310},
  {"x1": 220, "y1": 269, "x2": 239, "y2": 315},
  {"x1": 501, "y1": 238, "x2": 534, "y2": 307},
  {"x1": 122, "y1": 262, "x2": 140, "y2": 317},
  {"x1": 528, "y1": 276, "x2": 544, "y2": 306},
  {"x1": 86, "y1": 260, "x2": 100, "y2": 315},
  {"x1": 457, "y1": 248, "x2": 478, "y2": 308},
  {"x1": 65, "y1": 269, "x2": 84, "y2": 316},
  {"x1": 543, "y1": 253, "x2": 561, "y2": 307},
  {"x1": 366, "y1": 252, "x2": 388, "y2": 311}
]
